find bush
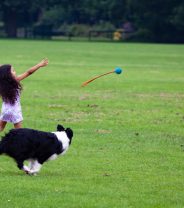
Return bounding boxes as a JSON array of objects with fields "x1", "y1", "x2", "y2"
[
  {"x1": 70, "y1": 24, "x2": 90, "y2": 36},
  {"x1": 91, "y1": 21, "x2": 115, "y2": 31},
  {"x1": 133, "y1": 28, "x2": 154, "y2": 42},
  {"x1": 59, "y1": 21, "x2": 116, "y2": 37}
]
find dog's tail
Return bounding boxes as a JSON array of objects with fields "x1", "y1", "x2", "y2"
[
  {"x1": 0, "y1": 142, "x2": 4, "y2": 155},
  {"x1": 0, "y1": 129, "x2": 17, "y2": 155},
  {"x1": 0, "y1": 135, "x2": 8, "y2": 155}
]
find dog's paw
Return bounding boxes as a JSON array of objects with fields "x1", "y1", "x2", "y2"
[
  {"x1": 24, "y1": 170, "x2": 29, "y2": 174},
  {"x1": 22, "y1": 165, "x2": 31, "y2": 174},
  {"x1": 28, "y1": 170, "x2": 38, "y2": 176},
  {"x1": 29, "y1": 172, "x2": 37, "y2": 176},
  {"x1": 23, "y1": 169, "x2": 32, "y2": 175},
  {"x1": 22, "y1": 166, "x2": 37, "y2": 176},
  {"x1": 24, "y1": 170, "x2": 37, "y2": 176}
]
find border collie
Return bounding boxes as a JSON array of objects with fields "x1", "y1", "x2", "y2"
[{"x1": 0, "y1": 124, "x2": 73, "y2": 175}]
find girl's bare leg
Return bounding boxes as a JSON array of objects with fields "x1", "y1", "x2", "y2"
[
  {"x1": 0, "y1": 120, "x2": 7, "y2": 132},
  {"x1": 14, "y1": 121, "x2": 22, "y2": 129}
]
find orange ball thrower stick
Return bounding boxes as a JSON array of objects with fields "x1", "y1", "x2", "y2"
[{"x1": 81, "y1": 67, "x2": 122, "y2": 87}]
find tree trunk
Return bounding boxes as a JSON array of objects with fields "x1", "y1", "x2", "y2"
[{"x1": 4, "y1": 8, "x2": 17, "y2": 38}]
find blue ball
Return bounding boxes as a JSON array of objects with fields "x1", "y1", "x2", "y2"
[{"x1": 114, "y1": 67, "x2": 122, "y2": 74}]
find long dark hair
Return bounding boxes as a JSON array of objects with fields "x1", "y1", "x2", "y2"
[{"x1": 0, "y1": 64, "x2": 22, "y2": 105}]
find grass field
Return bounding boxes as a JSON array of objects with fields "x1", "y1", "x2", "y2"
[{"x1": 0, "y1": 39, "x2": 184, "y2": 208}]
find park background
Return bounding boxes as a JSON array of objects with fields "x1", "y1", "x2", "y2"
[
  {"x1": 0, "y1": 1, "x2": 184, "y2": 208},
  {"x1": 0, "y1": 0, "x2": 184, "y2": 42}
]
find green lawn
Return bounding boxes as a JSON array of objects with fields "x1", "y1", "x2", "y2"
[{"x1": 0, "y1": 39, "x2": 184, "y2": 208}]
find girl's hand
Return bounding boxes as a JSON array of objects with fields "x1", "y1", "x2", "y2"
[{"x1": 38, "y1": 58, "x2": 49, "y2": 67}]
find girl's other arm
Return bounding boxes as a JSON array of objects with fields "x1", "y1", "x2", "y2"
[{"x1": 17, "y1": 58, "x2": 49, "y2": 81}]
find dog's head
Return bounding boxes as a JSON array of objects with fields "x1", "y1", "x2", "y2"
[{"x1": 57, "y1": 124, "x2": 73, "y2": 144}]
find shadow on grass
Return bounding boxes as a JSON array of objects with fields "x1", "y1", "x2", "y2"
[{"x1": 0, "y1": 169, "x2": 66, "y2": 178}]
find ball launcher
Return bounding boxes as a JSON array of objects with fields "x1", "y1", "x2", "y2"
[{"x1": 81, "y1": 67, "x2": 122, "y2": 87}]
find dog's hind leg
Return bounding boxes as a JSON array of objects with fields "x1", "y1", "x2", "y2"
[{"x1": 29, "y1": 160, "x2": 42, "y2": 175}]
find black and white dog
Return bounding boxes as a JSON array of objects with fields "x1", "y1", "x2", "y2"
[{"x1": 0, "y1": 124, "x2": 73, "y2": 175}]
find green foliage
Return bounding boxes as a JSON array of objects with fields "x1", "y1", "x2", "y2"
[
  {"x1": 127, "y1": 0, "x2": 184, "y2": 42},
  {"x1": 0, "y1": 40, "x2": 184, "y2": 207},
  {"x1": 37, "y1": 7, "x2": 66, "y2": 28},
  {"x1": 0, "y1": 0, "x2": 46, "y2": 37},
  {"x1": 66, "y1": 24, "x2": 90, "y2": 36},
  {"x1": 58, "y1": 22, "x2": 115, "y2": 37},
  {"x1": 170, "y1": 2, "x2": 184, "y2": 29},
  {"x1": 91, "y1": 21, "x2": 115, "y2": 31},
  {"x1": 0, "y1": 0, "x2": 184, "y2": 41},
  {"x1": 133, "y1": 28, "x2": 153, "y2": 42}
]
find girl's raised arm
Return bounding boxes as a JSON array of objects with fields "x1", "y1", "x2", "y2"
[{"x1": 17, "y1": 58, "x2": 49, "y2": 81}]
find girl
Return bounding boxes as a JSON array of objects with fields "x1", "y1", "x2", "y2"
[{"x1": 0, "y1": 58, "x2": 48, "y2": 132}]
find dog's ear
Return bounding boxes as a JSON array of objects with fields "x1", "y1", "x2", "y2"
[
  {"x1": 57, "y1": 124, "x2": 65, "y2": 132},
  {"x1": 65, "y1": 128, "x2": 73, "y2": 140}
]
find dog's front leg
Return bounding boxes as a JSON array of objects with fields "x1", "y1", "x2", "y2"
[
  {"x1": 28, "y1": 159, "x2": 35, "y2": 170},
  {"x1": 16, "y1": 160, "x2": 31, "y2": 174},
  {"x1": 23, "y1": 165, "x2": 31, "y2": 174}
]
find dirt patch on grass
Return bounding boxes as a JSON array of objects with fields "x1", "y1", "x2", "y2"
[
  {"x1": 96, "y1": 129, "x2": 112, "y2": 134},
  {"x1": 134, "y1": 93, "x2": 184, "y2": 99}
]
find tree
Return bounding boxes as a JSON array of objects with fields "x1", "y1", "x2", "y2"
[
  {"x1": 0, "y1": 0, "x2": 44, "y2": 37},
  {"x1": 0, "y1": 0, "x2": 183, "y2": 42},
  {"x1": 126, "y1": 0, "x2": 184, "y2": 42}
]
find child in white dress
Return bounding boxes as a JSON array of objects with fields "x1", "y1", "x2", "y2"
[{"x1": 0, "y1": 59, "x2": 48, "y2": 131}]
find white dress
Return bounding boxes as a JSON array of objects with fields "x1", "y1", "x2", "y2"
[{"x1": 0, "y1": 94, "x2": 23, "y2": 124}]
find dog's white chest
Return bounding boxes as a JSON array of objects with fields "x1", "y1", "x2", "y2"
[
  {"x1": 52, "y1": 132, "x2": 69, "y2": 154},
  {"x1": 48, "y1": 154, "x2": 58, "y2": 161}
]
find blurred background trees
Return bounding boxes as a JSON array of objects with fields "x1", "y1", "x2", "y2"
[{"x1": 0, "y1": 0, "x2": 184, "y2": 42}]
